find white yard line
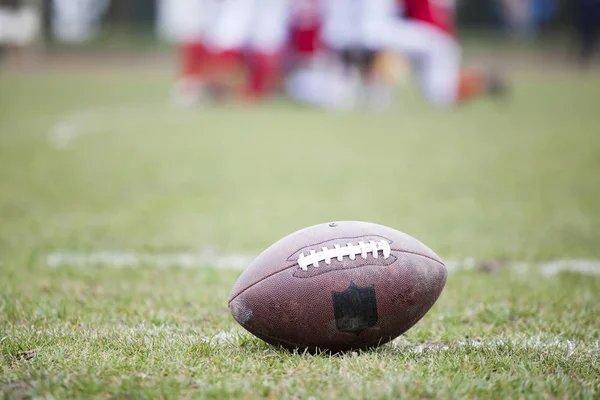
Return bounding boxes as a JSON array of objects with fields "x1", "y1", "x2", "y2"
[
  {"x1": 24, "y1": 322, "x2": 598, "y2": 355},
  {"x1": 444, "y1": 257, "x2": 600, "y2": 276},
  {"x1": 392, "y1": 335, "x2": 598, "y2": 356},
  {"x1": 46, "y1": 250, "x2": 255, "y2": 270},
  {"x1": 538, "y1": 259, "x2": 600, "y2": 277},
  {"x1": 47, "y1": 104, "x2": 118, "y2": 149},
  {"x1": 199, "y1": 329, "x2": 598, "y2": 355},
  {"x1": 45, "y1": 250, "x2": 600, "y2": 276},
  {"x1": 46, "y1": 101, "x2": 166, "y2": 149}
]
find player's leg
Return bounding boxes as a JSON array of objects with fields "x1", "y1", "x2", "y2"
[
  {"x1": 171, "y1": 40, "x2": 210, "y2": 106},
  {"x1": 203, "y1": 0, "x2": 256, "y2": 99},
  {"x1": 359, "y1": 0, "x2": 402, "y2": 109},
  {"x1": 417, "y1": 27, "x2": 505, "y2": 107},
  {"x1": 318, "y1": 0, "x2": 372, "y2": 109},
  {"x1": 244, "y1": 0, "x2": 291, "y2": 101},
  {"x1": 285, "y1": 0, "x2": 353, "y2": 108},
  {"x1": 160, "y1": 0, "x2": 216, "y2": 106},
  {"x1": 361, "y1": 7, "x2": 448, "y2": 106},
  {"x1": 375, "y1": 18, "x2": 504, "y2": 107},
  {"x1": 414, "y1": 27, "x2": 461, "y2": 107},
  {"x1": 365, "y1": 50, "x2": 412, "y2": 110}
]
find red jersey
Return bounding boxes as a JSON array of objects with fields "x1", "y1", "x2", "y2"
[
  {"x1": 401, "y1": 0, "x2": 456, "y2": 37},
  {"x1": 289, "y1": 0, "x2": 322, "y2": 56}
]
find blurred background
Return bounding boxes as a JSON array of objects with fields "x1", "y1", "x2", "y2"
[
  {"x1": 1, "y1": 0, "x2": 599, "y2": 110},
  {"x1": 1, "y1": 0, "x2": 599, "y2": 257}
]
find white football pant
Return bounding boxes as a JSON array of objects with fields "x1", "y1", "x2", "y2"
[
  {"x1": 204, "y1": 0, "x2": 291, "y2": 53},
  {"x1": 156, "y1": 0, "x2": 220, "y2": 43}
]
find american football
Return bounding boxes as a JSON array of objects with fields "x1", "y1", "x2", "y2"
[{"x1": 228, "y1": 221, "x2": 447, "y2": 352}]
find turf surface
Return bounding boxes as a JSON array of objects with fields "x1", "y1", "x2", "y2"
[{"x1": 0, "y1": 65, "x2": 599, "y2": 399}]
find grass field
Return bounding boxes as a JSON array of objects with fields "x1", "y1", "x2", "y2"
[{"x1": 0, "y1": 57, "x2": 599, "y2": 399}]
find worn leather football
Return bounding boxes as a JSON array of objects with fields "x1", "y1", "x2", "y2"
[{"x1": 228, "y1": 221, "x2": 447, "y2": 352}]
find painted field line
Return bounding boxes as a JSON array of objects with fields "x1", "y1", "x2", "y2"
[
  {"x1": 47, "y1": 104, "x2": 124, "y2": 149},
  {"x1": 30, "y1": 323, "x2": 600, "y2": 357},
  {"x1": 25, "y1": 324, "x2": 598, "y2": 356},
  {"x1": 46, "y1": 101, "x2": 168, "y2": 149},
  {"x1": 537, "y1": 259, "x2": 600, "y2": 277},
  {"x1": 46, "y1": 250, "x2": 600, "y2": 277},
  {"x1": 46, "y1": 250, "x2": 255, "y2": 270},
  {"x1": 444, "y1": 258, "x2": 600, "y2": 276},
  {"x1": 392, "y1": 335, "x2": 599, "y2": 356},
  {"x1": 200, "y1": 329, "x2": 598, "y2": 356}
]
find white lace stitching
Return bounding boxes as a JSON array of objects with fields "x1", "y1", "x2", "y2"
[{"x1": 297, "y1": 240, "x2": 391, "y2": 271}]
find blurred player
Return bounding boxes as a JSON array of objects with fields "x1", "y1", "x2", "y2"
[
  {"x1": 167, "y1": 0, "x2": 291, "y2": 105},
  {"x1": 291, "y1": 0, "x2": 408, "y2": 110},
  {"x1": 320, "y1": 0, "x2": 379, "y2": 109},
  {"x1": 285, "y1": 0, "x2": 388, "y2": 109},
  {"x1": 367, "y1": 0, "x2": 505, "y2": 107},
  {"x1": 159, "y1": 0, "x2": 220, "y2": 106},
  {"x1": 287, "y1": 0, "x2": 323, "y2": 65},
  {"x1": 284, "y1": 0, "x2": 347, "y2": 108},
  {"x1": 202, "y1": 0, "x2": 291, "y2": 102}
]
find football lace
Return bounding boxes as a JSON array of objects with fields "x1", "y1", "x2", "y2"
[{"x1": 297, "y1": 240, "x2": 391, "y2": 271}]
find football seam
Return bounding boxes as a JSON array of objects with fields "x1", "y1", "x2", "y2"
[
  {"x1": 228, "y1": 249, "x2": 445, "y2": 304},
  {"x1": 285, "y1": 234, "x2": 391, "y2": 262}
]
